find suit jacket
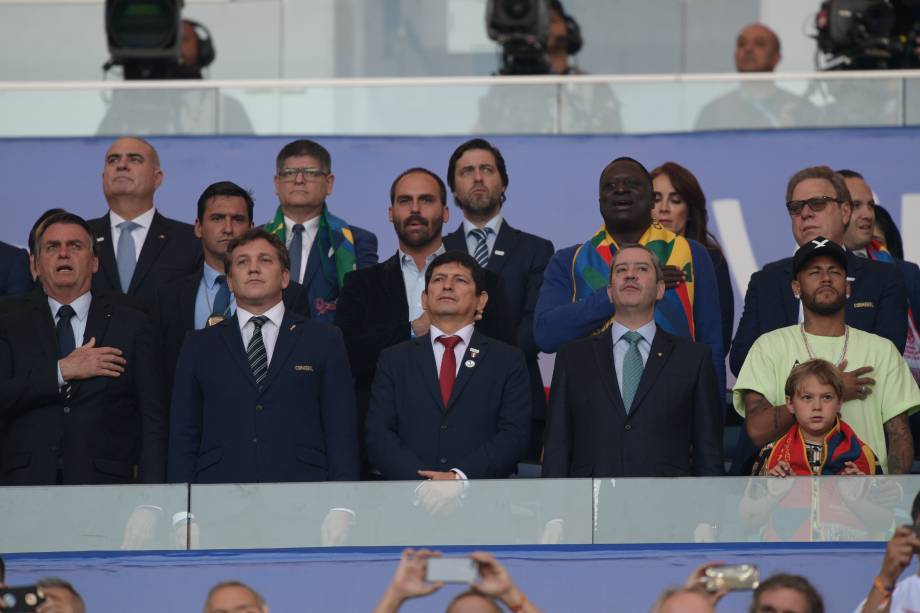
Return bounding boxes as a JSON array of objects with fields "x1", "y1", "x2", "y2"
[
  {"x1": 284, "y1": 223, "x2": 378, "y2": 322},
  {"x1": 152, "y1": 267, "x2": 313, "y2": 402},
  {"x1": 167, "y1": 309, "x2": 359, "y2": 483},
  {"x1": 443, "y1": 220, "x2": 554, "y2": 421},
  {"x1": 0, "y1": 241, "x2": 32, "y2": 297},
  {"x1": 542, "y1": 328, "x2": 723, "y2": 478},
  {"x1": 0, "y1": 290, "x2": 167, "y2": 485},
  {"x1": 365, "y1": 330, "x2": 531, "y2": 479},
  {"x1": 88, "y1": 211, "x2": 202, "y2": 310},
  {"x1": 730, "y1": 250, "x2": 908, "y2": 376}
]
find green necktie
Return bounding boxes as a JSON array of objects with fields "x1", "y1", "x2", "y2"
[{"x1": 621, "y1": 330, "x2": 644, "y2": 413}]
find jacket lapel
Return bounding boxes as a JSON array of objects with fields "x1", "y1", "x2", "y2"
[
  {"x1": 129, "y1": 212, "x2": 169, "y2": 295},
  {"x1": 219, "y1": 315, "x2": 259, "y2": 390},
  {"x1": 179, "y1": 271, "x2": 202, "y2": 331},
  {"x1": 442, "y1": 227, "x2": 467, "y2": 254},
  {"x1": 628, "y1": 329, "x2": 675, "y2": 414},
  {"x1": 260, "y1": 311, "x2": 302, "y2": 390},
  {"x1": 446, "y1": 330, "x2": 487, "y2": 410},
  {"x1": 94, "y1": 214, "x2": 121, "y2": 291},
  {"x1": 486, "y1": 222, "x2": 517, "y2": 274},
  {"x1": 592, "y1": 331, "x2": 625, "y2": 413},
  {"x1": 383, "y1": 253, "x2": 410, "y2": 320},
  {"x1": 781, "y1": 260, "x2": 799, "y2": 324},
  {"x1": 302, "y1": 238, "x2": 323, "y2": 289},
  {"x1": 82, "y1": 295, "x2": 113, "y2": 345},
  {"x1": 412, "y1": 336, "x2": 444, "y2": 410},
  {"x1": 26, "y1": 290, "x2": 58, "y2": 359}
]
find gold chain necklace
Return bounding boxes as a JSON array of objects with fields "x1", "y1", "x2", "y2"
[{"x1": 800, "y1": 323, "x2": 849, "y2": 364}]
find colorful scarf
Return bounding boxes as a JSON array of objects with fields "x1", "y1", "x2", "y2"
[
  {"x1": 571, "y1": 223, "x2": 696, "y2": 339},
  {"x1": 264, "y1": 204, "x2": 357, "y2": 296},
  {"x1": 866, "y1": 240, "x2": 894, "y2": 264},
  {"x1": 762, "y1": 418, "x2": 879, "y2": 476}
]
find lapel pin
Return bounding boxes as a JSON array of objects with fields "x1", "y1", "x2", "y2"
[
  {"x1": 465, "y1": 359, "x2": 476, "y2": 368},
  {"x1": 289, "y1": 324, "x2": 296, "y2": 331},
  {"x1": 657, "y1": 352, "x2": 663, "y2": 357},
  {"x1": 96, "y1": 236, "x2": 105, "y2": 242},
  {"x1": 494, "y1": 250, "x2": 505, "y2": 256},
  {"x1": 159, "y1": 234, "x2": 166, "y2": 239},
  {"x1": 469, "y1": 347, "x2": 480, "y2": 356}
]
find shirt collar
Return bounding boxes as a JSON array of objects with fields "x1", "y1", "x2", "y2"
[
  {"x1": 202, "y1": 262, "x2": 224, "y2": 289},
  {"x1": 610, "y1": 319, "x2": 657, "y2": 345},
  {"x1": 429, "y1": 322, "x2": 475, "y2": 347},
  {"x1": 462, "y1": 214, "x2": 503, "y2": 238},
  {"x1": 398, "y1": 243, "x2": 446, "y2": 269},
  {"x1": 110, "y1": 207, "x2": 155, "y2": 231},
  {"x1": 48, "y1": 291, "x2": 92, "y2": 322},
  {"x1": 283, "y1": 214, "x2": 321, "y2": 236},
  {"x1": 852, "y1": 247, "x2": 869, "y2": 258},
  {"x1": 236, "y1": 300, "x2": 285, "y2": 332}
]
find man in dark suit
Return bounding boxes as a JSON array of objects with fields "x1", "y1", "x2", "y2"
[
  {"x1": 152, "y1": 181, "x2": 311, "y2": 396},
  {"x1": 168, "y1": 227, "x2": 359, "y2": 484},
  {"x1": 442, "y1": 138, "x2": 554, "y2": 460},
  {"x1": 0, "y1": 212, "x2": 166, "y2": 485},
  {"x1": 543, "y1": 243, "x2": 723, "y2": 478},
  {"x1": 0, "y1": 240, "x2": 31, "y2": 296},
  {"x1": 366, "y1": 250, "x2": 531, "y2": 484},
  {"x1": 88, "y1": 137, "x2": 201, "y2": 309},
  {"x1": 262, "y1": 139, "x2": 378, "y2": 322}
]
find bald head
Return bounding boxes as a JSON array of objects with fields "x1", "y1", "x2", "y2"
[
  {"x1": 652, "y1": 588, "x2": 715, "y2": 613},
  {"x1": 204, "y1": 582, "x2": 268, "y2": 613},
  {"x1": 734, "y1": 23, "x2": 781, "y2": 72}
]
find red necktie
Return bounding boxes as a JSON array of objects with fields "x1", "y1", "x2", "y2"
[{"x1": 436, "y1": 335, "x2": 461, "y2": 406}]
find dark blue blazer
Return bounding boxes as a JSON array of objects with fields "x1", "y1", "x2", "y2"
[
  {"x1": 365, "y1": 330, "x2": 531, "y2": 480},
  {"x1": 897, "y1": 259, "x2": 920, "y2": 324},
  {"x1": 167, "y1": 309, "x2": 359, "y2": 483},
  {"x1": 0, "y1": 241, "x2": 32, "y2": 297},
  {"x1": 730, "y1": 250, "x2": 907, "y2": 376}
]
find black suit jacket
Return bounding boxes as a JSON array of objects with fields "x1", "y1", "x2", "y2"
[
  {"x1": 365, "y1": 330, "x2": 531, "y2": 479},
  {"x1": 0, "y1": 241, "x2": 32, "y2": 297},
  {"x1": 542, "y1": 328, "x2": 723, "y2": 478},
  {"x1": 88, "y1": 211, "x2": 202, "y2": 310},
  {"x1": 0, "y1": 290, "x2": 167, "y2": 485},
  {"x1": 730, "y1": 250, "x2": 907, "y2": 376},
  {"x1": 443, "y1": 220, "x2": 554, "y2": 421}
]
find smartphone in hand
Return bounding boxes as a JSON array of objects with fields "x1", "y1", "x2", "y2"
[{"x1": 426, "y1": 557, "x2": 478, "y2": 584}]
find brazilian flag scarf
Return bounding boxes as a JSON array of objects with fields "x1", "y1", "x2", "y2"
[
  {"x1": 572, "y1": 222, "x2": 696, "y2": 339},
  {"x1": 263, "y1": 204, "x2": 357, "y2": 298}
]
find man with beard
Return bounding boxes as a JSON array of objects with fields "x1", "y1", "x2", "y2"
[
  {"x1": 734, "y1": 238, "x2": 919, "y2": 473},
  {"x1": 442, "y1": 139, "x2": 554, "y2": 460},
  {"x1": 335, "y1": 168, "x2": 515, "y2": 476}
]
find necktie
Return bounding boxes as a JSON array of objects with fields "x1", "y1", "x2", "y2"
[
  {"x1": 56, "y1": 304, "x2": 76, "y2": 359},
  {"x1": 116, "y1": 220, "x2": 140, "y2": 292},
  {"x1": 436, "y1": 335, "x2": 462, "y2": 407},
  {"x1": 469, "y1": 228, "x2": 492, "y2": 268},
  {"x1": 212, "y1": 275, "x2": 231, "y2": 317},
  {"x1": 620, "y1": 330, "x2": 644, "y2": 413},
  {"x1": 288, "y1": 224, "x2": 305, "y2": 283},
  {"x1": 247, "y1": 315, "x2": 269, "y2": 386}
]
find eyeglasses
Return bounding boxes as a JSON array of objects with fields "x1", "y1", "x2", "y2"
[
  {"x1": 278, "y1": 167, "x2": 328, "y2": 182},
  {"x1": 785, "y1": 196, "x2": 839, "y2": 216}
]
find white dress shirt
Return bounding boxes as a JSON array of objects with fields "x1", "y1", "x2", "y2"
[
  {"x1": 400, "y1": 244, "x2": 446, "y2": 324},
  {"x1": 109, "y1": 207, "x2": 156, "y2": 261},
  {"x1": 50, "y1": 291, "x2": 92, "y2": 385},
  {"x1": 284, "y1": 215, "x2": 320, "y2": 284},
  {"x1": 610, "y1": 319, "x2": 656, "y2": 392},
  {"x1": 236, "y1": 301, "x2": 285, "y2": 367},
  {"x1": 430, "y1": 322, "x2": 475, "y2": 375},
  {"x1": 462, "y1": 214, "x2": 503, "y2": 257}
]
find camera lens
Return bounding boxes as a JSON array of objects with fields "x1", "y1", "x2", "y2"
[{"x1": 502, "y1": 0, "x2": 532, "y2": 21}]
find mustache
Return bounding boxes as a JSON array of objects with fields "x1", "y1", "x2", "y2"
[{"x1": 402, "y1": 215, "x2": 429, "y2": 228}]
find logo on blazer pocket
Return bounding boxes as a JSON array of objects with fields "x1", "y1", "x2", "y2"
[
  {"x1": 853, "y1": 301, "x2": 875, "y2": 309},
  {"x1": 294, "y1": 364, "x2": 314, "y2": 372}
]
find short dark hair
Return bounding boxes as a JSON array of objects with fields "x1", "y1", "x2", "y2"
[
  {"x1": 447, "y1": 138, "x2": 509, "y2": 194},
  {"x1": 197, "y1": 181, "x2": 255, "y2": 222},
  {"x1": 389, "y1": 167, "x2": 447, "y2": 206},
  {"x1": 600, "y1": 156, "x2": 653, "y2": 190},
  {"x1": 785, "y1": 166, "x2": 851, "y2": 207},
  {"x1": 275, "y1": 139, "x2": 331, "y2": 175},
  {"x1": 835, "y1": 168, "x2": 864, "y2": 180},
  {"x1": 784, "y1": 359, "x2": 844, "y2": 401},
  {"x1": 29, "y1": 208, "x2": 68, "y2": 253},
  {"x1": 873, "y1": 204, "x2": 904, "y2": 260},
  {"x1": 36, "y1": 212, "x2": 97, "y2": 256},
  {"x1": 751, "y1": 574, "x2": 824, "y2": 613},
  {"x1": 36, "y1": 578, "x2": 85, "y2": 613},
  {"x1": 224, "y1": 228, "x2": 290, "y2": 274},
  {"x1": 424, "y1": 251, "x2": 486, "y2": 295}
]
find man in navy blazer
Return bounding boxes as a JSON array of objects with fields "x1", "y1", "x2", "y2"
[
  {"x1": 168, "y1": 227, "x2": 359, "y2": 485},
  {"x1": 88, "y1": 137, "x2": 202, "y2": 310},
  {"x1": 441, "y1": 138, "x2": 554, "y2": 459},
  {"x1": 262, "y1": 139, "x2": 378, "y2": 322},
  {"x1": 0, "y1": 241, "x2": 32, "y2": 297},
  {"x1": 365, "y1": 251, "x2": 531, "y2": 484}
]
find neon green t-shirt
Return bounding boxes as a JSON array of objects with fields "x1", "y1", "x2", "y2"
[{"x1": 733, "y1": 325, "x2": 920, "y2": 473}]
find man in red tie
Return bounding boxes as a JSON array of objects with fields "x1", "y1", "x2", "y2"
[{"x1": 365, "y1": 251, "x2": 531, "y2": 485}]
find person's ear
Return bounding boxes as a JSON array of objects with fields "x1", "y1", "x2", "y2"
[
  {"x1": 785, "y1": 396, "x2": 795, "y2": 415},
  {"x1": 791, "y1": 279, "x2": 801, "y2": 299}
]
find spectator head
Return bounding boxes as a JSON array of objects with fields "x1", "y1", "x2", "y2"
[
  {"x1": 34, "y1": 212, "x2": 99, "y2": 301},
  {"x1": 784, "y1": 359, "x2": 844, "y2": 440},
  {"x1": 180, "y1": 20, "x2": 201, "y2": 67},
  {"x1": 607, "y1": 243, "x2": 665, "y2": 316},
  {"x1": 447, "y1": 138, "x2": 508, "y2": 223},
  {"x1": 446, "y1": 590, "x2": 502, "y2": 613},
  {"x1": 28, "y1": 208, "x2": 68, "y2": 255},
  {"x1": 791, "y1": 237, "x2": 849, "y2": 318},
  {"x1": 836, "y1": 169, "x2": 877, "y2": 251},
  {"x1": 102, "y1": 136, "x2": 163, "y2": 207},
  {"x1": 871, "y1": 204, "x2": 903, "y2": 260},
  {"x1": 785, "y1": 166, "x2": 852, "y2": 246},
  {"x1": 422, "y1": 251, "x2": 488, "y2": 325},
  {"x1": 224, "y1": 228, "x2": 290, "y2": 311},
  {"x1": 389, "y1": 168, "x2": 449, "y2": 252},
  {"x1": 36, "y1": 578, "x2": 85, "y2": 613},
  {"x1": 598, "y1": 157, "x2": 654, "y2": 235},
  {"x1": 203, "y1": 581, "x2": 269, "y2": 613},
  {"x1": 750, "y1": 573, "x2": 824, "y2": 613},
  {"x1": 651, "y1": 587, "x2": 715, "y2": 613},
  {"x1": 195, "y1": 181, "x2": 256, "y2": 271},
  {"x1": 651, "y1": 161, "x2": 720, "y2": 250},
  {"x1": 273, "y1": 139, "x2": 334, "y2": 221},
  {"x1": 735, "y1": 23, "x2": 781, "y2": 72}
]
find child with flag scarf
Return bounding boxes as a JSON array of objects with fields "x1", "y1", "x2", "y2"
[{"x1": 754, "y1": 359, "x2": 882, "y2": 477}]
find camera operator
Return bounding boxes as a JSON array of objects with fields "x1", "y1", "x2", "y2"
[{"x1": 857, "y1": 490, "x2": 920, "y2": 612}]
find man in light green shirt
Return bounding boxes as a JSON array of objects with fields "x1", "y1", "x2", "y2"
[{"x1": 734, "y1": 237, "x2": 919, "y2": 473}]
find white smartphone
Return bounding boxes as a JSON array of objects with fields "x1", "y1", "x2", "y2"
[{"x1": 426, "y1": 557, "x2": 478, "y2": 584}]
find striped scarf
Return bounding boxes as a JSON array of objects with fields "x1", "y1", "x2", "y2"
[
  {"x1": 763, "y1": 417, "x2": 879, "y2": 476},
  {"x1": 264, "y1": 204, "x2": 357, "y2": 296},
  {"x1": 572, "y1": 223, "x2": 696, "y2": 339}
]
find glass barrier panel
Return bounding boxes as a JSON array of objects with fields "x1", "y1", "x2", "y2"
[{"x1": 0, "y1": 484, "x2": 189, "y2": 553}]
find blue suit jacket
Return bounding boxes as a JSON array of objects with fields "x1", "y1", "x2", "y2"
[
  {"x1": 168, "y1": 309, "x2": 359, "y2": 483},
  {"x1": 296, "y1": 224, "x2": 378, "y2": 322},
  {"x1": 897, "y1": 259, "x2": 920, "y2": 324},
  {"x1": 365, "y1": 330, "x2": 531, "y2": 480},
  {"x1": 0, "y1": 241, "x2": 32, "y2": 297},
  {"x1": 730, "y1": 250, "x2": 907, "y2": 376},
  {"x1": 534, "y1": 238, "x2": 725, "y2": 396}
]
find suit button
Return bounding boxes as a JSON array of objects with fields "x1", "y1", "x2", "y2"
[
  {"x1": 439, "y1": 457, "x2": 447, "y2": 464},
  {"x1": 255, "y1": 404, "x2": 263, "y2": 412},
  {"x1": 624, "y1": 424, "x2": 631, "y2": 431},
  {"x1": 440, "y1": 424, "x2": 448, "y2": 430},
  {"x1": 63, "y1": 406, "x2": 70, "y2": 414}
]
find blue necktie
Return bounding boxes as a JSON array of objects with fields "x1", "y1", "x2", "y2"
[
  {"x1": 212, "y1": 275, "x2": 231, "y2": 317},
  {"x1": 116, "y1": 220, "x2": 140, "y2": 292},
  {"x1": 621, "y1": 330, "x2": 644, "y2": 413},
  {"x1": 469, "y1": 227, "x2": 492, "y2": 268},
  {"x1": 288, "y1": 224, "x2": 305, "y2": 283},
  {"x1": 56, "y1": 305, "x2": 76, "y2": 359},
  {"x1": 247, "y1": 316, "x2": 269, "y2": 387}
]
